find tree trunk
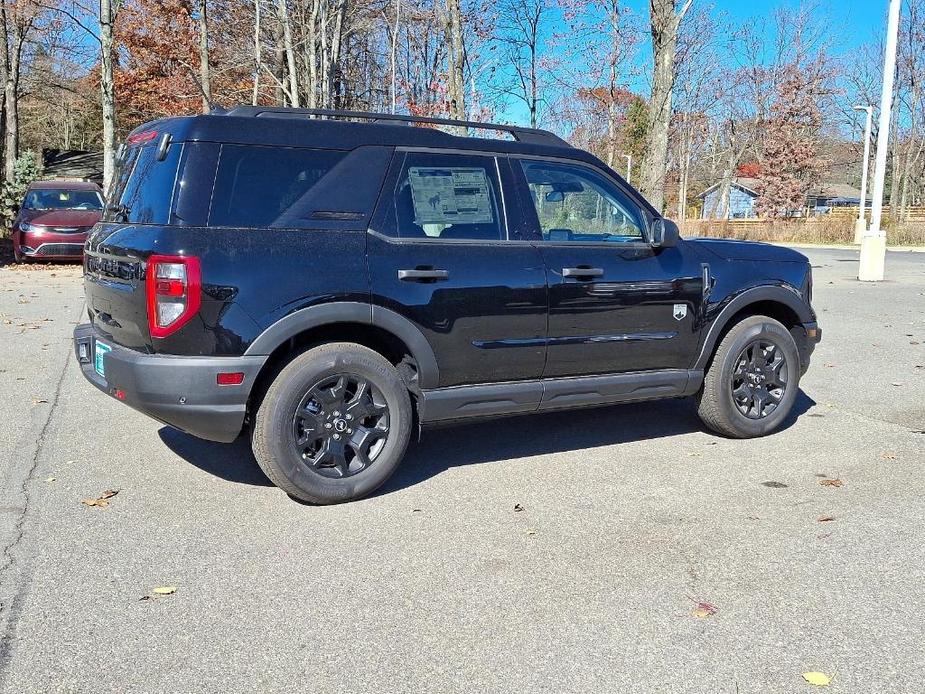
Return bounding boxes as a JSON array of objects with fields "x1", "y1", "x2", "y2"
[
  {"x1": 639, "y1": 0, "x2": 692, "y2": 213},
  {"x1": 252, "y1": 0, "x2": 262, "y2": 105},
  {"x1": 277, "y1": 0, "x2": 299, "y2": 107},
  {"x1": 3, "y1": 11, "x2": 26, "y2": 183},
  {"x1": 100, "y1": 0, "x2": 123, "y2": 195},
  {"x1": 443, "y1": 0, "x2": 466, "y2": 131},
  {"x1": 197, "y1": 0, "x2": 212, "y2": 112}
]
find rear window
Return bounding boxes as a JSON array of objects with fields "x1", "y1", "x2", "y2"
[
  {"x1": 107, "y1": 143, "x2": 182, "y2": 224},
  {"x1": 209, "y1": 145, "x2": 345, "y2": 228}
]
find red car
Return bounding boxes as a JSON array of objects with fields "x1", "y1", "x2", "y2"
[{"x1": 12, "y1": 180, "x2": 104, "y2": 262}]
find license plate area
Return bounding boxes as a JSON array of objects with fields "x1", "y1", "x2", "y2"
[{"x1": 94, "y1": 340, "x2": 112, "y2": 377}]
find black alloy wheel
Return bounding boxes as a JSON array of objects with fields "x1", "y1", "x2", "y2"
[
  {"x1": 292, "y1": 373, "x2": 390, "y2": 478},
  {"x1": 730, "y1": 339, "x2": 789, "y2": 420}
]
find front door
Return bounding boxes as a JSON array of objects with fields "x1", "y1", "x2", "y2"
[
  {"x1": 513, "y1": 157, "x2": 705, "y2": 378},
  {"x1": 368, "y1": 151, "x2": 547, "y2": 388}
]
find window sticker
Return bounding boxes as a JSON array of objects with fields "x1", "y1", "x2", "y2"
[{"x1": 408, "y1": 167, "x2": 494, "y2": 224}]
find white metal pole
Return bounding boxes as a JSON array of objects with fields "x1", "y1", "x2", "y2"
[
  {"x1": 853, "y1": 105, "x2": 873, "y2": 244},
  {"x1": 859, "y1": 0, "x2": 901, "y2": 282},
  {"x1": 624, "y1": 154, "x2": 632, "y2": 185}
]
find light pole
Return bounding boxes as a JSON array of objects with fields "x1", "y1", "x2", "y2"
[
  {"x1": 852, "y1": 105, "x2": 873, "y2": 244},
  {"x1": 623, "y1": 154, "x2": 632, "y2": 185},
  {"x1": 859, "y1": 0, "x2": 901, "y2": 282}
]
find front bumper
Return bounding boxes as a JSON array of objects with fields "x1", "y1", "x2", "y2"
[
  {"x1": 793, "y1": 321, "x2": 822, "y2": 375},
  {"x1": 74, "y1": 323, "x2": 267, "y2": 442},
  {"x1": 16, "y1": 230, "x2": 87, "y2": 259}
]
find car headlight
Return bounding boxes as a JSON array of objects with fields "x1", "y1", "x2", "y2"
[{"x1": 19, "y1": 222, "x2": 43, "y2": 233}]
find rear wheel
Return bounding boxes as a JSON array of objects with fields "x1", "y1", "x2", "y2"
[
  {"x1": 252, "y1": 342, "x2": 412, "y2": 504},
  {"x1": 697, "y1": 315, "x2": 800, "y2": 438}
]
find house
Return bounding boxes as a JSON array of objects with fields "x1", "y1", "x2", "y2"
[{"x1": 698, "y1": 177, "x2": 868, "y2": 219}]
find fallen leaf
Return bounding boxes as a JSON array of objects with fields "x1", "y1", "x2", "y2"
[
  {"x1": 81, "y1": 498, "x2": 109, "y2": 508},
  {"x1": 99, "y1": 489, "x2": 119, "y2": 499},
  {"x1": 817, "y1": 515, "x2": 836, "y2": 522},
  {"x1": 153, "y1": 586, "x2": 176, "y2": 595},
  {"x1": 762, "y1": 481, "x2": 788, "y2": 488},
  {"x1": 882, "y1": 452, "x2": 897, "y2": 460},
  {"x1": 526, "y1": 529, "x2": 536, "y2": 536},
  {"x1": 513, "y1": 503, "x2": 525, "y2": 512},
  {"x1": 819, "y1": 478, "x2": 843, "y2": 488},
  {"x1": 45, "y1": 476, "x2": 56, "y2": 483},
  {"x1": 802, "y1": 671, "x2": 831, "y2": 686},
  {"x1": 823, "y1": 363, "x2": 836, "y2": 368},
  {"x1": 692, "y1": 601, "x2": 718, "y2": 618},
  {"x1": 891, "y1": 382, "x2": 904, "y2": 387},
  {"x1": 32, "y1": 398, "x2": 48, "y2": 404},
  {"x1": 817, "y1": 532, "x2": 832, "y2": 540}
]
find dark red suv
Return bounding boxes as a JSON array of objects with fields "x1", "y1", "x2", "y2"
[{"x1": 12, "y1": 180, "x2": 104, "y2": 262}]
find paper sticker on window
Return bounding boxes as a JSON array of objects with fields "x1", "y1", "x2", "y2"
[{"x1": 408, "y1": 167, "x2": 494, "y2": 224}]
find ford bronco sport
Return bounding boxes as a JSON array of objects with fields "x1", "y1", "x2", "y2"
[{"x1": 74, "y1": 107, "x2": 820, "y2": 504}]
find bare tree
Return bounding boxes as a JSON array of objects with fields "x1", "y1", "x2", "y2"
[
  {"x1": 442, "y1": 0, "x2": 466, "y2": 127},
  {"x1": 197, "y1": 0, "x2": 211, "y2": 112},
  {"x1": 496, "y1": 0, "x2": 546, "y2": 128},
  {"x1": 276, "y1": 0, "x2": 299, "y2": 106},
  {"x1": 100, "y1": 0, "x2": 123, "y2": 193},
  {"x1": 638, "y1": 0, "x2": 692, "y2": 212}
]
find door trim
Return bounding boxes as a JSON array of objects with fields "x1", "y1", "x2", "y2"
[{"x1": 420, "y1": 368, "x2": 702, "y2": 422}]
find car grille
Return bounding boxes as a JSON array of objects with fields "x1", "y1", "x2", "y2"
[
  {"x1": 32, "y1": 243, "x2": 84, "y2": 256},
  {"x1": 50, "y1": 226, "x2": 89, "y2": 234}
]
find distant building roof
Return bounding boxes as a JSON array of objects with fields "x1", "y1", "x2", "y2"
[
  {"x1": 41, "y1": 149, "x2": 104, "y2": 184},
  {"x1": 698, "y1": 177, "x2": 759, "y2": 199}
]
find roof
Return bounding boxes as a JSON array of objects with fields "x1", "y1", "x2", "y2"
[
  {"x1": 698, "y1": 177, "x2": 759, "y2": 199},
  {"x1": 809, "y1": 182, "x2": 865, "y2": 199},
  {"x1": 28, "y1": 179, "x2": 102, "y2": 191},
  {"x1": 127, "y1": 107, "x2": 584, "y2": 162}
]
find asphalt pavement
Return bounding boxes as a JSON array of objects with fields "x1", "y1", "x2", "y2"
[{"x1": 0, "y1": 247, "x2": 923, "y2": 693}]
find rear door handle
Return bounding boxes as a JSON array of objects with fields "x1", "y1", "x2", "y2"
[
  {"x1": 398, "y1": 268, "x2": 450, "y2": 281},
  {"x1": 562, "y1": 267, "x2": 604, "y2": 279}
]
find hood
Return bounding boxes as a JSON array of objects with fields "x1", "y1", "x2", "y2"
[
  {"x1": 688, "y1": 238, "x2": 808, "y2": 263},
  {"x1": 19, "y1": 209, "x2": 103, "y2": 228}
]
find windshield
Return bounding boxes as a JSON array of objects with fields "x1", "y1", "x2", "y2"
[{"x1": 24, "y1": 189, "x2": 104, "y2": 211}]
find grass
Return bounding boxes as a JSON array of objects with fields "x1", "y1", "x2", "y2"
[{"x1": 681, "y1": 217, "x2": 925, "y2": 247}]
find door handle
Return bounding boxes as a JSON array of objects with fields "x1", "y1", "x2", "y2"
[
  {"x1": 398, "y1": 268, "x2": 450, "y2": 281},
  {"x1": 562, "y1": 267, "x2": 604, "y2": 279}
]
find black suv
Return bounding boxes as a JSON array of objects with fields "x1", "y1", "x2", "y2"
[{"x1": 74, "y1": 107, "x2": 820, "y2": 504}]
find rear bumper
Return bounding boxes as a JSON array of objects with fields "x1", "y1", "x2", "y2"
[{"x1": 74, "y1": 323, "x2": 266, "y2": 443}]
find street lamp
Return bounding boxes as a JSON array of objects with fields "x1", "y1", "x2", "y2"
[
  {"x1": 859, "y1": 0, "x2": 901, "y2": 282},
  {"x1": 623, "y1": 154, "x2": 632, "y2": 185},
  {"x1": 852, "y1": 105, "x2": 873, "y2": 244}
]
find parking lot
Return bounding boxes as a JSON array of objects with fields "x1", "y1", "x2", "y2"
[{"x1": 0, "y1": 246, "x2": 923, "y2": 693}]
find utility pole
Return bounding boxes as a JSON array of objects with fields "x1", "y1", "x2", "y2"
[
  {"x1": 852, "y1": 105, "x2": 873, "y2": 244},
  {"x1": 859, "y1": 0, "x2": 901, "y2": 282},
  {"x1": 624, "y1": 154, "x2": 632, "y2": 185}
]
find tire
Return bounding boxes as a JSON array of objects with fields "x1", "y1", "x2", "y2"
[
  {"x1": 252, "y1": 342, "x2": 412, "y2": 504},
  {"x1": 697, "y1": 315, "x2": 801, "y2": 438}
]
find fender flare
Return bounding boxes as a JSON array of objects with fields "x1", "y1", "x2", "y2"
[
  {"x1": 694, "y1": 285, "x2": 813, "y2": 371},
  {"x1": 244, "y1": 301, "x2": 440, "y2": 388}
]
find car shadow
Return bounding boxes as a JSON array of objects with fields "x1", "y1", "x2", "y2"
[{"x1": 158, "y1": 390, "x2": 816, "y2": 498}]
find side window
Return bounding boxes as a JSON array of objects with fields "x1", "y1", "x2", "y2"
[
  {"x1": 519, "y1": 159, "x2": 645, "y2": 242},
  {"x1": 108, "y1": 143, "x2": 182, "y2": 224},
  {"x1": 209, "y1": 145, "x2": 345, "y2": 228},
  {"x1": 383, "y1": 152, "x2": 505, "y2": 241}
]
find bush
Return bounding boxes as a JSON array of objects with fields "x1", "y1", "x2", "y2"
[{"x1": 1, "y1": 151, "x2": 43, "y2": 236}]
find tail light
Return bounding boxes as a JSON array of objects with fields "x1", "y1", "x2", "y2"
[{"x1": 146, "y1": 254, "x2": 201, "y2": 338}]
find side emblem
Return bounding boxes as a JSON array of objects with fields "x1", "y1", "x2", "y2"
[{"x1": 673, "y1": 304, "x2": 688, "y2": 321}]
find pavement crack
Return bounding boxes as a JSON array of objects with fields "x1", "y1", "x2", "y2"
[{"x1": 0, "y1": 301, "x2": 82, "y2": 683}]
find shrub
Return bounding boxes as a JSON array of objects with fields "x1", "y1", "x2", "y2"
[{"x1": 1, "y1": 151, "x2": 43, "y2": 236}]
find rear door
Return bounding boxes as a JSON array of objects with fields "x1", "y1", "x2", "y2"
[
  {"x1": 367, "y1": 150, "x2": 547, "y2": 388},
  {"x1": 512, "y1": 156, "x2": 705, "y2": 378}
]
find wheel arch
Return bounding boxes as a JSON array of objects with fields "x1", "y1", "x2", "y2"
[
  {"x1": 694, "y1": 285, "x2": 812, "y2": 372},
  {"x1": 244, "y1": 301, "x2": 439, "y2": 396}
]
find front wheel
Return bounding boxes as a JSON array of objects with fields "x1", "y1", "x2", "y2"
[
  {"x1": 697, "y1": 315, "x2": 801, "y2": 438},
  {"x1": 252, "y1": 343, "x2": 412, "y2": 504}
]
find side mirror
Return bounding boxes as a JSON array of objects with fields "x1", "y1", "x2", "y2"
[
  {"x1": 650, "y1": 218, "x2": 680, "y2": 249},
  {"x1": 545, "y1": 190, "x2": 564, "y2": 203}
]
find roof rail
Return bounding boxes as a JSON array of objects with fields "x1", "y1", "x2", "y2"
[{"x1": 216, "y1": 106, "x2": 571, "y2": 148}]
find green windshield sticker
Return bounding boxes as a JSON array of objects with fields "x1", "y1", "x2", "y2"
[{"x1": 408, "y1": 167, "x2": 494, "y2": 225}]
